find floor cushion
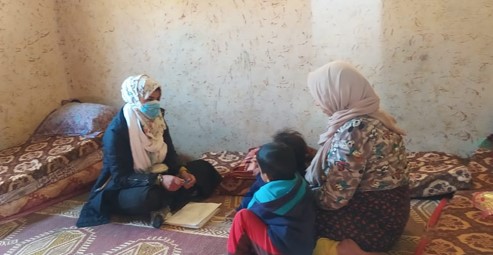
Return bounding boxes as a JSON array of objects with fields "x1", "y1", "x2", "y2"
[
  {"x1": 407, "y1": 151, "x2": 472, "y2": 198},
  {"x1": 0, "y1": 135, "x2": 102, "y2": 206},
  {"x1": 200, "y1": 151, "x2": 255, "y2": 196}
]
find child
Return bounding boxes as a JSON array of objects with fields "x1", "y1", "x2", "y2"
[
  {"x1": 237, "y1": 129, "x2": 313, "y2": 210},
  {"x1": 227, "y1": 142, "x2": 316, "y2": 255}
]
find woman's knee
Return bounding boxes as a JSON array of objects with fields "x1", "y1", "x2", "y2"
[{"x1": 116, "y1": 186, "x2": 167, "y2": 214}]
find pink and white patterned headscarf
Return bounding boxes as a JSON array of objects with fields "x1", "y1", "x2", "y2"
[
  {"x1": 304, "y1": 61, "x2": 405, "y2": 186},
  {"x1": 121, "y1": 74, "x2": 160, "y2": 106}
]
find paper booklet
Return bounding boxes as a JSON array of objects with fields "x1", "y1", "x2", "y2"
[{"x1": 164, "y1": 202, "x2": 221, "y2": 229}]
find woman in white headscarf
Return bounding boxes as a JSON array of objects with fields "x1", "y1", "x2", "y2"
[
  {"x1": 77, "y1": 74, "x2": 220, "y2": 228},
  {"x1": 305, "y1": 61, "x2": 410, "y2": 254}
]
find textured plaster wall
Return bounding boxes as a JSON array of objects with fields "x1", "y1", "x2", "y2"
[
  {"x1": 378, "y1": 1, "x2": 493, "y2": 154},
  {"x1": 55, "y1": 0, "x2": 492, "y2": 158},
  {"x1": 310, "y1": 0, "x2": 493, "y2": 156},
  {"x1": 0, "y1": 0, "x2": 69, "y2": 150}
]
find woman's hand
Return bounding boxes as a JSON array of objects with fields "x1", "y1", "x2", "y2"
[
  {"x1": 179, "y1": 170, "x2": 197, "y2": 189},
  {"x1": 160, "y1": 175, "x2": 184, "y2": 191}
]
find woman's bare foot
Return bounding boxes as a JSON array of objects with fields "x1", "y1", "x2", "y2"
[{"x1": 337, "y1": 239, "x2": 386, "y2": 255}]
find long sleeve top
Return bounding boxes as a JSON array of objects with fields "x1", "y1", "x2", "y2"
[
  {"x1": 77, "y1": 108, "x2": 180, "y2": 227},
  {"x1": 313, "y1": 116, "x2": 409, "y2": 210}
]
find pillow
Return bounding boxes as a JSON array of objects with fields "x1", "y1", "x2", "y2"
[
  {"x1": 232, "y1": 147, "x2": 260, "y2": 176},
  {"x1": 407, "y1": 151, "x2": 472, "y2": 198},
  {"x1": 200, "y1": 151, "x2": 245, "y2": 176},
  {"x1": 200, "y1": 150, "x2": 256, "y2": 196},
  {"x1": 233, "y1": 146, "x2": 317, "y2": 177},
  {"x1": 32, "y1": 102, "x2": 117, "y2": 139}
]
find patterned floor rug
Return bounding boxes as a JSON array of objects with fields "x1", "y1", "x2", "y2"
[
  {"x1": 0, "y1": 194, "x2": 242, "y2": 255},
  {"x1": 418, "y1": 191, "x2": 493, "y2": 255},
  {"x1": 0, "y1": 193, "x2": 437, "y2": 255},
  {"x1": 388, "y1": 199, "x2": 439, "y2": 255}
]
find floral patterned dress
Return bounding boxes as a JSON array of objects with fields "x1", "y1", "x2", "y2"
[{"x1": 314, "y1": 116, "x2": 410, "y2": 252}]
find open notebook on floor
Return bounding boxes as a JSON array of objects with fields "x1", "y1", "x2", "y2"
[{"x1": 164, "y1": 202, "x2": 221, "y2": 229}]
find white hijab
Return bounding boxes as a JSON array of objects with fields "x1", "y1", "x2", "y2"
[
  {"x1": 121, "y1": 74, "x2": 167, "y2": 173},
  {"x1": 304, "y1": 61, "x2": 405, "y2": 186}
]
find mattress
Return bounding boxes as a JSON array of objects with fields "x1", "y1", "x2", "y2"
[
  {"x1": 0, "y1": 156, "x2": 102, "y2": 222},
  {"x1": 0, "y1": 135, "x2": 103, "y2": 222},
  {"x1": 0, "y1": 135, "x2": 101, "y2": 204}
]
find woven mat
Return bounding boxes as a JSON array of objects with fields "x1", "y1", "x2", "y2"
[
  {"x1": 387, "y1": 199, "x2": 439, "y2": 255},
  {"x1": 0, "y1": 194, "x2": 242, "y2": 255},
  {"x1": 0, "y1": 193, "x2": 436, "y2": 255}
]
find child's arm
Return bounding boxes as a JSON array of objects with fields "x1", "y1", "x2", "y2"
[{"x1": 237, "y1": 174, "x2": 265, "y2": 210}]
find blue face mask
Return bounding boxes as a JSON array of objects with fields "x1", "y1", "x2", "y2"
[{"x1": 140, "y1": 101, "x2": 161, "y2": 119}]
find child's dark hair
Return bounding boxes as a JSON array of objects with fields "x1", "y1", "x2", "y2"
[
  {"x1": 256, "y1": 142, "x2": 297, "y2": 181},
  {"x1": 272, "y1": 129, "x2": 308, "y2": 175}
]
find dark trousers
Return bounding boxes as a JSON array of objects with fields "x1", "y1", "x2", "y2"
[
  {"x1": 109, "y1": 185, "x2": 165, "y2": 215},
  {"x1": 110, "y1": 185, "x2": 198, "y2": 216},
  {"x1": 109, "y1": 159, "x2": 220, "y2": 216}
]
